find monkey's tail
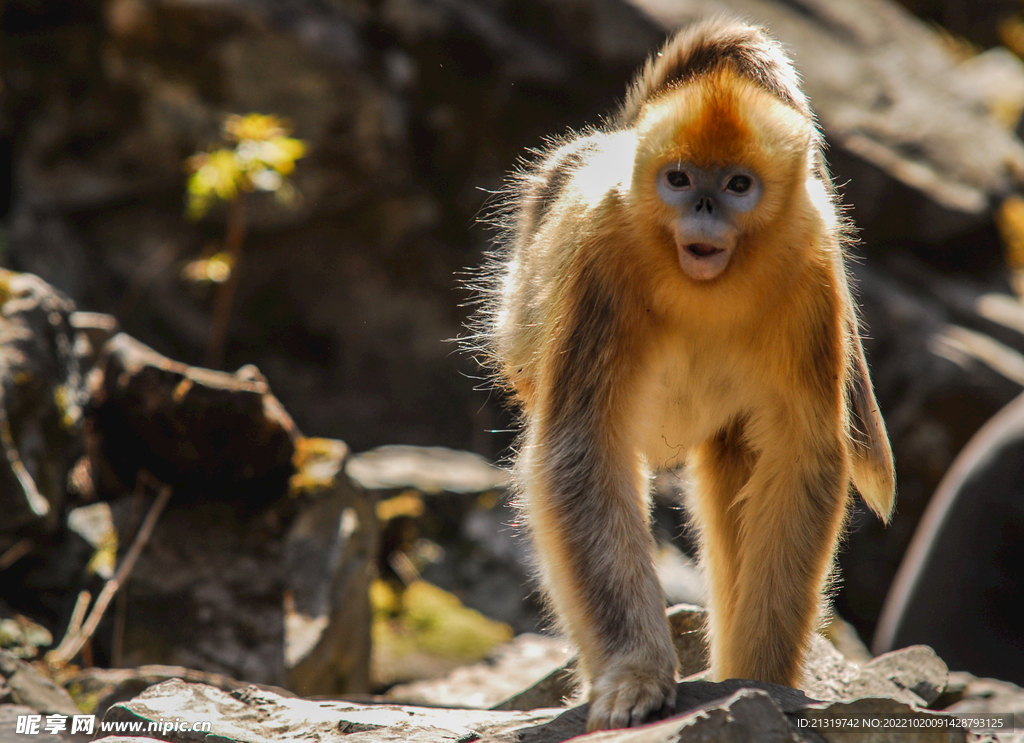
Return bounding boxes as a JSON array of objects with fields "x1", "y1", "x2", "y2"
[{"x1": 847, "y1": 331, "x2": 896, "y2": 522}]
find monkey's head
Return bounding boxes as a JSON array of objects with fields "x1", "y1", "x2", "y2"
[{"x1": 631, "y1": 68, "x2": 816, "y2": 283}]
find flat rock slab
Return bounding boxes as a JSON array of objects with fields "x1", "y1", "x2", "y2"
[
  {"x1": 388, "y1": 633, "x2": 572, "y2": 709},
  {"x1": 346, "y1": 445, "x2": 510, "y2": 494},
  {"x1": 104, "y1": 679, "x2": 560, "y2": 743},
  {"x1": 103, "y1": 670, "x2": 980, "y2": 743}
]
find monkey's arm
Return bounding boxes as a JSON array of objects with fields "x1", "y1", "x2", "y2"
[{"x1": 517, "y1": 263, "x2": 676, "y2": 732}]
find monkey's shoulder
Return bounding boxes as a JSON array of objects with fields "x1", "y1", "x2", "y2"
[{"x1": 513, "y1": 129, "x2": 636, "y2": 241}]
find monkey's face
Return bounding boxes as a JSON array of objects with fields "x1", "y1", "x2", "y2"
[
  {"x1": 631, "y1": 70, "x2": 813, "y2": 284},
  {"x1": 655, "y1": 161, "x2": 761, "y2": 281}
]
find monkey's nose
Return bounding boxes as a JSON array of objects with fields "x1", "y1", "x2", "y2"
[{"x1": 695, "y1": 197, "x2": 714, "y2": 214}]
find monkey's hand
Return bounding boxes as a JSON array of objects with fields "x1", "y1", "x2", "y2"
[{"x1": 586, "y1": 655, "x2": 678, "y2": 731}]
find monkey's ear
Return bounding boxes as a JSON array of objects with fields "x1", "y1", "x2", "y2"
[{"x1": 847, "y1": 327, "x2": 896, "y2": 522}]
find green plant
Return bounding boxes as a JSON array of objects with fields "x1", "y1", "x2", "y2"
[{"x1": 184, "y1": 113, "x2": 307, "y2": 368}]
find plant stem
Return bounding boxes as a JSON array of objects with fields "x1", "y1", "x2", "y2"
[{"x1": 206, "y1": 195, "x2": 247, "y2": 369}]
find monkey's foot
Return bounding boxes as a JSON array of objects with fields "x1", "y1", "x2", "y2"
[{"x1": 586, "y1": 662, "x2": 677, "y2": 731}]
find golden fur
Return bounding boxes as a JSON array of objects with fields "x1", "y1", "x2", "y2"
[{"x1": 471, "y1": 18, "x2": 895, "y2": 731}]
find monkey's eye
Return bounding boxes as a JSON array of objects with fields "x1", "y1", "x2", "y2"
[
  {"x1": 664, "y1": 170, "x2": 691, "y2": 189},
  {"x1": 726, "y1": 174, "x2": 753, "y2": 194}
]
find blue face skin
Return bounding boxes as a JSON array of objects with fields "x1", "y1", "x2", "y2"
[{"x1": 656, "y1": 163, "x2": 762, "y2": 281}]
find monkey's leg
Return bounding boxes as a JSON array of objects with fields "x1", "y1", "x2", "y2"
[
  {"x1": 520, "y1": 425, "x2": 677, "y2": 732},
  {"x1": 687, "y1": 424, "x2": 754, "y2": 677},
  {"x1": 716, "y1": 437, "x2": 849, "y2": 685}
]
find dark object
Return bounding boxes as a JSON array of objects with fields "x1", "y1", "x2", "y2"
[
  {"x1": 874, "y1": 392, "x2": 1024, "y2": 685},
  {"x1": 86, "y1": 333, "x2": 298, "y2": 496}
]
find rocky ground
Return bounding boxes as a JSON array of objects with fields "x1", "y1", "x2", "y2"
[{"x1": 3, "y1": 605, "x2": 1024, "y2": 742}]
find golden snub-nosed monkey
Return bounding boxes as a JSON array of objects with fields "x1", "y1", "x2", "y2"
[{"x1": 468, "y1": 17, "x2": 895, "y2": 732}]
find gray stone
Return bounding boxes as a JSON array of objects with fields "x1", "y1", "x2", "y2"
[
  {"x1": 0, "y1": 652, "x2": 79, "y2": 717},
  {"x1": 65, "y1": 664, "x2": 296, "y2": 723},
  {"x1": 802, "y1": 636, "x2": 947, "y2": 706},
  {"x1": 346, "y1": 445, "x2": 509, "y2": 494},
  {"x1": 103, "y1": 679, "x2": 560, "y2": 743},
  {"x1": 0, "y1": 271, "x2": 83, "y2": 534},
  {"x1": 389, "y1": 633, "x2": 571, "y2": 709},
  {"x1": 864, "y1": 646, "x2": 949, "y2": 706},
  {"x1": 657, "y1": 549, "x2": 706, "y2": 614},
  {"x1": 285, "y1": 438, "x2": 377, "y2": 696},
  {"x1": 942, "y1": 672, "x2": 1024, "y2": 741},
  {"x1": 0, "y1": 705, "x2": 67, "y2": 743},
  {"x1": 492, "y1": 660, "x2": 579, "y2": 713}
]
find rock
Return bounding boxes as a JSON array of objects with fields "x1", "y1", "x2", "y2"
[
  {"x1": 836, "y1": 257, "x2": 1024, "y2": 643},
  {"x1": 370, "y1": 579, "x2": 514, "y2": 688},
  {"x1": 85, "y1": 333, "x2": 298, "y2": 495},
  {"x1": 492, "y1": 660, "x2": 579, "y2": 713},
  {"x1": 802, "y1": 635, "x2": 865, "y2": 703},
  {"x1": 875, "y1": 391, "x2": 1024, "y2": 685},
  {"x1": 102, "y1": 679, "x2": 561, "y2": 743},
  {"x1": 2, "y1": 0, "x2": 661, "y2": 458},
  {"x1": 0, "y1": 705, "x2": 67, "y2": 743},
  {"x1": 91, "y1": 656, "x2": 983, "y2": 743},
  {"x1": 667, "y1": 604, "x2": 709, "y2": 679},
  {"x1": 0, "y1": 651, "x2": 79, "y2": 717},
  {"x1": 803, "y1": 636, "x2": 948, "y2": 707},
  {"x1": 346, "y1": 445, "x2": 509, "y2": 494},
  {"x1": 823, "y1": 612, "x2": 874, "y2": 664},
  {"x1": 64, "y1": 664, "x2": 295, "y2": 722},
  {"x1": 0, "y1": 271, "x2": 83, "y2": 535},
  {"x1": 0, "y1": 615, "x2": 53, "y2": 662},
  {"x1": 285, "y1": 438, "x2": 377, "y2": 696},
  {"x1": 942, "y1": 673, "x2": 1024, "y2": 726},
  {"x1": 865, "y1": 646, "x2": 949, "y2": 706},
  {"x1": 91, "y1": 437, "x2": 375, "y2": 694},
  {"x1": 68, "y1": 312, "x2": 119, "y2": 370},
  {"x1": 520, "y1": 679, "x2": 815, "y2": 743},
  {"x1": 43, "y1": 334, "x2": 378, "y2": 693},
  {"x1": 351, "y1": 446, "x2": 540, "y2": 635},
  {"x1": 387, "y1": 633, "x2": 571, "y2": 709}
]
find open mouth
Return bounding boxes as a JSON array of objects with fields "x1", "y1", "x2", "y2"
[{"x1": 686, "y1": 242, "x2": 723, "y2": 258}]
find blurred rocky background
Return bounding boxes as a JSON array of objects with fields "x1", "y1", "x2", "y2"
[{"x1": 2, "y1": 0, "x2": 1024, "y2": 738}]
